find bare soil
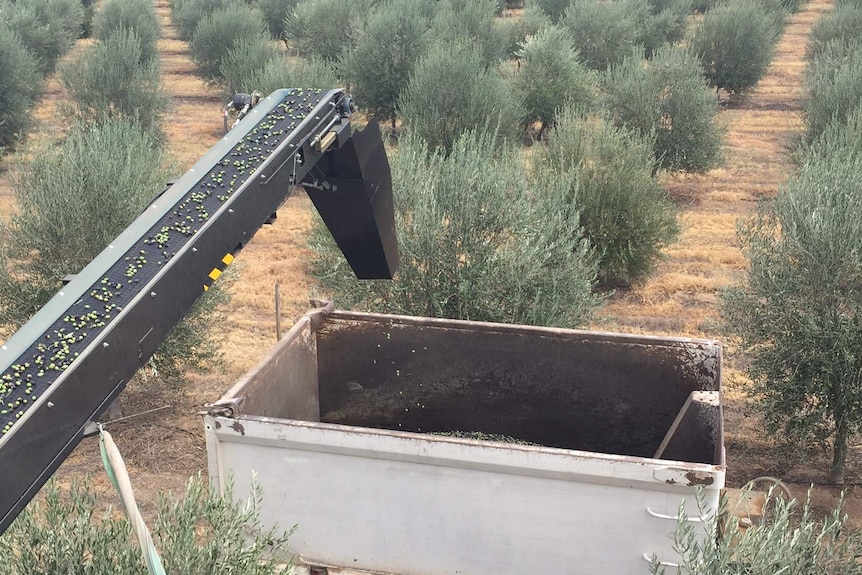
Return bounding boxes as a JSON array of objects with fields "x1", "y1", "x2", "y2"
[{"x1": 2, "y1": 0, "x2": 859, "y2": 525}]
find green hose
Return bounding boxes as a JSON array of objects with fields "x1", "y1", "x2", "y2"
[{"x1": 99, "y1": 424, "x2": 167, "y2": 575}]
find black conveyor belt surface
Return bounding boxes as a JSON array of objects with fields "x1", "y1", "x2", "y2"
[{"x1": 0, "y1": 88, "x2": 327, "y2": 436}]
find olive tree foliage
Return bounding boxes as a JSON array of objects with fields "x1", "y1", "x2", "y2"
[
  {"x1": 778, "y1": 0, "x2": 807, "y2": 11},
  {"x1": 399, "y1": 41, "x2": 522, "y2": 152},
  {"x1": 528, "y1": 0, "x2": 571, "y2": 23},
  {"x1": 309, "y1": 131, "x2": 601, "y2": 327},
  {"x1": 562, "y1": 0, "x2": 641, "y2": 71},
  {"x1": 0, "y1": 0, "x2": 84, "y2": 72},
  {"x1": 502, "y1": 4, "x2": 550, "y2": 56},
  {"x1": 223, "y1": 55, "x2": 341, "y2": 98},
  {"x1": 691, "y1": 0, "x2": 716, "y2": 11},
  {"x1": 189, "y1": 5, "x2": 270, "y2": 81},
  {"x1": 0, "y1": 25, "x2": 42, "y2": 151},
  {"x1": 690, "y1": 0, "x2": 780, "y2": 95},
  {"x1": 0, "y1": 476, "x2": 293, "y2": 575},
  {"x1": 284, "y1": 0, "x2": 356, "y2": 63},
  {"x1": 512, "y1": 25, "x2": 596, "y2": 137},
  {"x1": 0, "y1": 119, "x2": 231, "y2": 377},
  {"x1": 219, "y1": 37, "x2": 280, "y2": 97},
  {"x1": 171, "y1": 0, "x2": 240, "y2": 41},
  {"x1": 637, "y1": 0, "x2": 691, "y2": 57},
  {"x1": 80, "y1": 0, "x2": 96, "y2": 37},
  {"x1": 802, "y1": 39, "x2": 862, "y2": 145},
  {"x1": 430, "y1": 0, "x2": 507, "y2": 63},
  {"x1": 92, "y1": 0, "x2": 161, "y2": 63},
  {"x1": 0, "y1": 120, "x2": 171, "y2": 326},
  {"x1": 60, "y1": 30, "x2": 168, "y2": 134},
  {"x1": 720, "y1": 144, "x2": 862, "y2": 484},
  {"x1": 804, "y1": 102, "x2": 862, "y2": 163},
  {"x1": 537, "y1": 109, "x2": 678, "y2": 286},
  {"x1": 650, "y1": 489, "x2": 862, "y2": 574},
  {"x1": 602, "y1": 45, "x2": 724, "y2": 173},
  {"x1": 255, "y1": 0, "x2": 299, "y2": 39},
  {"x1": 807, "y1": 4, "x2": 862, "y2": 61},
  {"x1": 340, "y1": 0, "x2": 431, "y2": 130},
  {"x1": 561, "y1": 0, "x2": 691, "y2": 70}
]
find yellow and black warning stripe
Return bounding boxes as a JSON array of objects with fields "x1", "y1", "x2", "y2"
[{"x1": 203, "y1": 253, "x2": 235, "y2": 291}]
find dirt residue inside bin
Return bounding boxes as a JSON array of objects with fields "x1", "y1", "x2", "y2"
[{"x1": 315, "y1": 319, "x2": 721, "y2": 461}]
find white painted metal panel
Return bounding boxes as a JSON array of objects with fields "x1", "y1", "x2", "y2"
[{"x1": 206, "y1": 415, "x2": 723, "y2": 575}]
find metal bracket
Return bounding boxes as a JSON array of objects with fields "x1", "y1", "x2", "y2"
[
  {"x1": 646, "y1": 506, "x2": 707, "y2": 523},
  {"x1": 204, "y1": 396, "x2": 244, "y2": 418},
  {"x1": 308, "y1": 299, "x2": 335, "y2": 330},
  {"x1": 642, "y1": 553, "x2": 682, "y2": 569}
]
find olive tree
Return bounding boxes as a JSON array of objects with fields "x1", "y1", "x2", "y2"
[
  {"x1": 602, "y1": 45, "x2": 724, "y2": 173},
  {"x1": 691, "y1": 0, "x2": 717, "y2": 11},
  {"x1": 537, "y1": 108, "x2": 679, "y2": 285},
  {"x1": 651, "y1": 490, "x2": 862, "y2": 573},
  {"x1": 309, "y1": 130, "x2": 601, "y2": 327},
  {"x1": 255, "y1": 0, "x2": 299, "y2": 39},
  {"x1": 528, "y1": 0, "x2": 571, "y2": 23},
  {"x1": 430, "y1": 0, "x2": 507, "y2": 63},
  {"x1": 562, "y1": 0, "x2": 641, "y2": 71},
  {"x1": 171, "y1": 0, "x2": 241, "y2": 40},
  {"x1": 807, "y1": 4, "x2": 862, "y2": 61},
  {"x1": 512, "y1": 25, "x2": 596, "y2": 137},
  {"x1": 339, "y1": 0, "x2": 431, "y2": 130},
  {"x1": 224, "y1": 56, "x2": 340, "y2": 98},
  {"x1": 399, "y1": 41, "x2": 522, "y2": 152},
  {"x1": 92, "y1": 0, "x2": 161, "y2": 63},
  {"x1": 691, "y1": 0, "x2": 780, "y2": 95},
  {"x1": 60, "y1": 29, "x2": 168, "y2": 134},
  {"x1": 1, "y1": 0, "x2": 84, "y2": 72},
  {"x1": 502, "y1": 4, "x2": 551, "y2": 56},
  {"x1": 283, "y1": 0, "x2": 355, "y2": 62},
  {"x1": 0, "y1": 476, "x2": 292, "y2": 575},
  {"x1": 803, "y1": 39, "x2": 862, "y2": 145},
  {"x1": 219, "y1": 37, "x2": 280, "y2": 96},
  {"x1": 804, "y1": 103, "x2": 862, "y2": 163},
  {"x1": 0, "y1": 24, "x2": 42, "y2": 151},
  {"x1": 720, "y1": 145, "x2": 862, "y2": 484},
  {"x1": 189, "y1": 4, "x2": 270, "y2": 80},
  {"x1": 638, "y1": 0, "x2": 691, "y2": 57}
]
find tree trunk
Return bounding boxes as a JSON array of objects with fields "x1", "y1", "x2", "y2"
[{"x1": 829, "y1": 416, "x2": 849, "y2": 484}]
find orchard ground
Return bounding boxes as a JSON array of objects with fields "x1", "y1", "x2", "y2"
[{"x1": 1, "y1": 0, "x2": 859, "y2": 523}]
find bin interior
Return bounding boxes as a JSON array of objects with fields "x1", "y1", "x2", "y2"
[{"x1": 244, "y1": 312, "x2": 723, "y2": 466}]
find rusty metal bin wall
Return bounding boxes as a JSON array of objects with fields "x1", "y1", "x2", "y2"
[{"x1": 314, "y1": 311, "x2": 722, "y2": 463}]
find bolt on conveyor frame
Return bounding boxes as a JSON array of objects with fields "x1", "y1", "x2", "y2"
[{"x1": 0, "y1": 88, "x2": 398, "y2": 534}]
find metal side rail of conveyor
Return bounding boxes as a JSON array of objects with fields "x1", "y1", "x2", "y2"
[{"x1": 0, "y1": 88, "x2": 399, "y2": 534}]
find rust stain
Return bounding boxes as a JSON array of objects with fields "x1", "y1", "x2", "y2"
[
  {"x1": 685, "y1": 471, "x2": 715, "y2": 486},
  {"x1": 230, "y1": 421, "x2": 245, "y2": 435}
]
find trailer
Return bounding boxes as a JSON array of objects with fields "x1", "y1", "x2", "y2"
[{"x1": 205, "y1": 301, "x2": 725, "y2": 574}]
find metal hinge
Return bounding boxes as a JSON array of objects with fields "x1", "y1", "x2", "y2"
[{"x1": 204, "y1": 396, "x2": 243, "y2": 417}]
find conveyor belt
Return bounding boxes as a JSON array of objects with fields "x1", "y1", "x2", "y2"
[
  {"x1": 0, "y1": 89, "x2": 329, "y2": 437},
  {"x1": 0, "y1": 87, "x2": 398, "y2": 533}
]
